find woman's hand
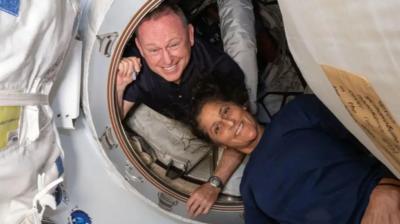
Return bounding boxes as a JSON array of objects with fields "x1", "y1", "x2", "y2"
[
  {"x1": 186, "y1": 183, "x2": 221, "y2": 217},
  {"x1": 361, "y1": 178, "x2": 400, "y2": 224}
]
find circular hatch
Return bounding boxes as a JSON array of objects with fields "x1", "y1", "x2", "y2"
[{"x1": 85, "y1": 0, "x2": 245, "y2": 223}]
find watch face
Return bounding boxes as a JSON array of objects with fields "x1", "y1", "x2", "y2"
[{"x1": 209, "y1": 176, "x2": 222, "y2": 188}]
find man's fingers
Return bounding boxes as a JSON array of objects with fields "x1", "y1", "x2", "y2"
[
  {"x1": 118, "y1": 57, "x2": 140, "y2": 77},
  {"x1": 134, "y1": 58, "x2": 142, "y2": 73},
  {"x1": 118, "y1": 60, "x2": 128, "y2": 76},
  {"x1": 127, "y1": 57, "x2": 141, "y2": 74}
]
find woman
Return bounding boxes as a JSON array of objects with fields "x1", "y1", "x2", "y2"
[{"x1": 188, "y1": 79, "x2": 400, "y2": 223}]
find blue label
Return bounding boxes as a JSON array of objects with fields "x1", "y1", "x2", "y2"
[
  {"x1": 70, "y1": 210, "x2": 92, "y2": 224},
  {"x1": 0, "y1": 0, "x2": 20, "y2": 16},
  {"x1": 55, "y1": 156, "x2": 64, "y2": 177}
]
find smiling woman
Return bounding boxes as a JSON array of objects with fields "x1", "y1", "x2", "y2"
[
  {"x1": 188, "y1": 77, "x2": 400, "y2": 223},
  {"x1": 196, "y1": 100, "x2": 261, "y2": 154}
]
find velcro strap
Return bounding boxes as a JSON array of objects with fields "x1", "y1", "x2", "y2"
[{"x1": 0, "y1": 93, "x2": 48, "y2": 106}]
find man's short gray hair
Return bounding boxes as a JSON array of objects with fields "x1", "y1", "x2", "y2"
[{"x1": 135, "y1": 2, "x2": 188, "y2": 37}]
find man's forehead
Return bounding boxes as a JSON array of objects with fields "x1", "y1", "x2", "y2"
[{"x1": 136, "y1": 11, "x2": 185, "y2": 37}]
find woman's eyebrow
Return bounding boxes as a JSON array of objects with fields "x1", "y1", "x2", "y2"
[{"x1": 218, "y1": 105, "x2": 224, "y2": 116}]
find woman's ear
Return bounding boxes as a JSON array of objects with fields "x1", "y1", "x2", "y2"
[{"x1": 242, "y1": 101, "x2": 250, "y2": 111}]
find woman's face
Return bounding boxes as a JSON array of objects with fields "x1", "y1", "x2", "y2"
[{"x1": 197, "y1": 100, "x2": 260, "y2": 153}]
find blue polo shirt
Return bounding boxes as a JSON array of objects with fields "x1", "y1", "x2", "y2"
[
  {"x1": 240, "y1": 95, "x2": 388, "y2": 224},
  {"x1": 123, "y1": 38, "x2": 247, "y2": 120}
]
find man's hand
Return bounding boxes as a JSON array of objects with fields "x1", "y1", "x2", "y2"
[
  {"x1": 116, "y1": 56, "x2": 141, "y2": 91},
  {"x1": 361, "y1": 179, "x2": 400, "y2": 224},
  {"x1": 186, "y1": 183, "x2": 221, "y2": 218},
  {"x1": 116, "y1": 57, "x2": 141, "y2": 118}
]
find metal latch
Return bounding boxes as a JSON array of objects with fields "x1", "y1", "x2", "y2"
[
  {"x1": 99, "y1": 127, "x2": 117, "y2": 150},
  {"x1": 158, "y1": 192, "x2": 178, "y2": 212},
  {"x1": 124, "y1": 162, "x2": 144, "y2": 183},
  {"x1": 96, "y1": 32, "x2": 118, "y2": 57}
]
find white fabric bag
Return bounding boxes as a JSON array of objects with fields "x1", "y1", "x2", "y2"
[
  {"x1": 0, "y1": 1, "x2": 79, "y2": 223},
  {"x1": 127, "y1": 104, "x2": 211, "y2": 176},
  {"x1": 278, "y1": 0, "x2": 400, "y2": 177}
]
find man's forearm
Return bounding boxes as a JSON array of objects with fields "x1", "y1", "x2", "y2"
[
  {"x1": 116, "y1": 88, "x2": 125, "y2": 118},
  {"x1": 213, "y1": 147, "x2": 245, "y2": 184}
]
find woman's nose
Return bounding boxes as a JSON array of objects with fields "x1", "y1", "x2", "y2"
[{"x1": 223, "y1": 119, "x2": 235, "y2": 128}]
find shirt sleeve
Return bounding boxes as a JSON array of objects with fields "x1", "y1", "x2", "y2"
[{"x1": 123, "y1": 81, "x2": 143, "y2": 103}]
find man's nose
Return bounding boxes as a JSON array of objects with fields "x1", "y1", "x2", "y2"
[{"x1": 161, "y1": 49, "x2": 172, "y2": 64}]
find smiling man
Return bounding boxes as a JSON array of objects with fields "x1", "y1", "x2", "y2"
[{"x1": 116, "y1": 2, "x2": 248, "y2": 217}]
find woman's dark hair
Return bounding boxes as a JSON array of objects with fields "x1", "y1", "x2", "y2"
[{"x1": 186, "y1": 73, "x2": 249, "y2": 143}]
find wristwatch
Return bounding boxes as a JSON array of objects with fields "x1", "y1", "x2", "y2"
[{"x1": 208, "y1": 176, "x2": 224, "y2": 189}]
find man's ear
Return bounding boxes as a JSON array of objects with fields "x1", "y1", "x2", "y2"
[
  {"x1": 135, "y1": 37, "x2": 144, "y2": 56},
  {"x1": 188, "y1": 24, "x2": 195, "y2": 47}
]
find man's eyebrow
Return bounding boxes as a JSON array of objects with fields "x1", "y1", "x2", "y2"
[
  {"x1": 143, "y1": 43, "x2": 158, "y2": 48},
  {"x1": 168, "y1": 37, "x2": 181, "y2": 43}
]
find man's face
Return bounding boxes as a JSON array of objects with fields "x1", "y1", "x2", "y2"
[
  {"x1": 135, "y1": 12, "x2": 194, "y2": 84},
  {"x1": 197, "y1": 100, "x2": 260, "y2": 154}
]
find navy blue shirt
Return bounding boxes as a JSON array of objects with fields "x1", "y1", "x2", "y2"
[
  {"x1": 240, "y1": 95, "x2": 388, "y2": 224},
  {"x1": 123, "y1": 38, "x2": 247, "y2": 120}
]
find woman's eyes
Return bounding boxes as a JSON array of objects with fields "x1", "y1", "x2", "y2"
[
  {"x1": 222, "y1": 106, "x2": 230, "y2": 117},
  {"x1": 213, "y1": 124, "x2": 221, "y2": 135}
]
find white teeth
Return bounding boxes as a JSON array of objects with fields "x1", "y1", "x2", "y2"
[
  {"x1": 163, "y1": 65, "x2": 176, "y2": 72},
  {"x1": 235, "y1": 122, "x2": 243, "y2": 136}
]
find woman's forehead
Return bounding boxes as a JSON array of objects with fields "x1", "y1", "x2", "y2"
[
  {"x1": 198, "y1": 101, "x2": 220, "y2": 127},
  {"x1": 199, "y1": 100, "x2": 234, "y2": 123}
]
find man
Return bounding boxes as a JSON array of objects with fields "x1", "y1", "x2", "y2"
[{"x1": 116, "y1": 3, "x2": 248, "y2": 217}]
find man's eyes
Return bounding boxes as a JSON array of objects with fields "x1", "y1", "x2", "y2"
[
  {"x1": 148, "y1": 49, "x2": 159, "y2": 53},
  {"x1": 169, "y1": 42, "x2": 180, "y2": 48}
]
